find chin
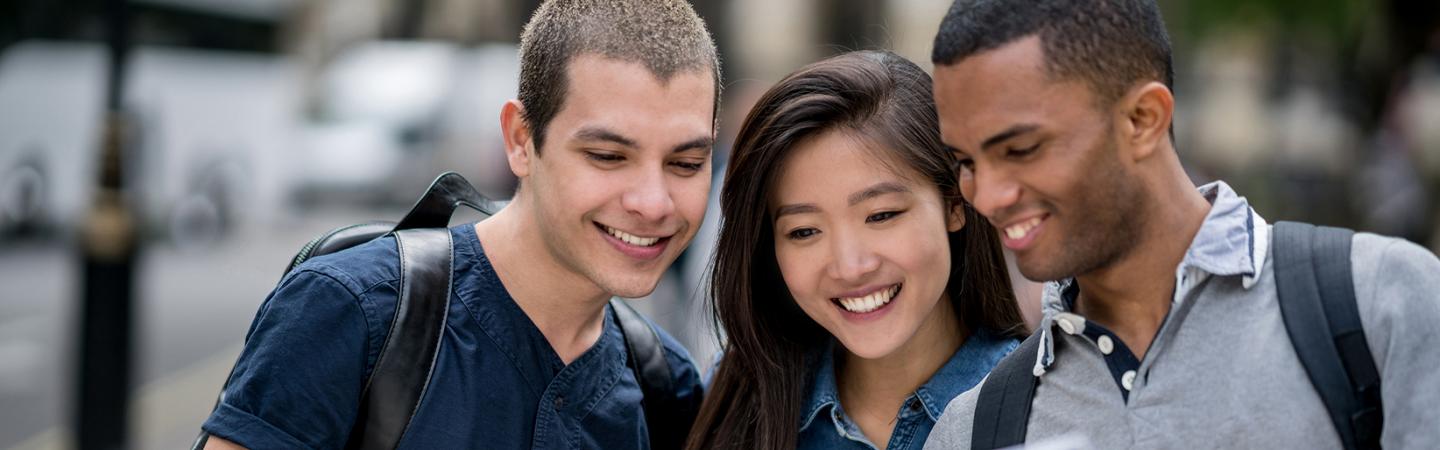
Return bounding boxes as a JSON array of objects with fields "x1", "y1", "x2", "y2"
[
  {"x1": 597, "y1": 275, "x2": 664, "y2": 299},
  {"x1": 1016, "y1": 255, "x2": 1071, "y2": 282},
  {"x1": 834, "y1": 335, "x2": 901, "y2": 360}
]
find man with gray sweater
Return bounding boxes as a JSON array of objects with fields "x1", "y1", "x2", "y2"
[{"x1": 923, "y1": 0, "x2": 1440, "y2": 448}]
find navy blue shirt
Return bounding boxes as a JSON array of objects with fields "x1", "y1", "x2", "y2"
[
  {"x1": 797, "y1": 329, "x2": 1019, "y2": 450},
  {"x1": 203, "y1": 224, "x2": 703, "y2": 449}
]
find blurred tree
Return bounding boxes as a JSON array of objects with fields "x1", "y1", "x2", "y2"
[
  {"x1": 1167, "y1": 0, "x2": 1440, "y2": 242},
  {"x1": 1169, "y1": 0, "x2": 1368, "y2": 42},
  {"x1": 1168, "y1": 0, "x2": 1439, "y2": 132}
]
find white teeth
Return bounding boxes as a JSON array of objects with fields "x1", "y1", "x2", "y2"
[
  {"x1": 837, "y1": 285, "x2": 900, "y2": 314},
  {"x1": 605, "y1": 226, "x2": 661, "y2": 247},
  {"x1": 1004, "y1": 217, "x2": 1043, "y2": 240}
]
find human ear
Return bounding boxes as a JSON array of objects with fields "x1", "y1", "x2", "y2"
[
  {"x1": 1117, "y1": 81, "x2": 1174, "y2": 163},
  {"x1": 947, "y1": 200, "x2": 968, "y2": 233},
  {"x1": 500, "y1": 99, "x2": 534, "y2": 178}
]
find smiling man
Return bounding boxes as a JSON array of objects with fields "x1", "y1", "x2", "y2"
[
  {"x1": 922, "y1": 0, "x2": 1440, "y2": 449},
  {"x1": 200, "y1": 0, "x2": 718, "y2": 448}
]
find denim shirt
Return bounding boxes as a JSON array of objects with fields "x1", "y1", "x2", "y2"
[
  {"x1": 797, "y1": 328, "x2": 1019, "y2": 450},
  {"x1": 202, "y1": 224, "x2": 703, "y2": 449}
]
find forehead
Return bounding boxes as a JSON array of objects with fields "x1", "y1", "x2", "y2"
[
  {"x1": 552, "y1": 54, "x2": 716, "y2": 144},
  {"x1": 932, "y1": 36, "x2": 1096, "y2": 149},
  {"x1": 771, "y1": 130, "x2": 923, "y2": 204}
]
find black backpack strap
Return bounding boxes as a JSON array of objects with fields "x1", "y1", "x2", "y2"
[
  {"x1": 610, "y1": 298, "x2": 699, "y2": 449},
  {"x1": 196, "y1": 173, "x2": 484, "y2": 450},
  {"x1": 393, "y1": 172, "x2": 497, "y2": 230},
  {"x1": 345, "y1": 228, "x2": 454, "y2": 450},
  {"x1": 287, "y1": 221, "x2": 396, "y2": 274},
  {"x1": 1273, "y1": 221, "x2": 1383, "y2": 450},
  {"x1": 972, "y1": 332, "x2": 1043, "y2": 450}
]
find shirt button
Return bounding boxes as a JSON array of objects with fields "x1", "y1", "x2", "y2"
[
  {"x1": 1055, "y1": 313, "x2": 1085, "y2": 335},
  {"x1": 554, "y1": 396, "x2": 565, "y2": 409},
  {"x1": 1097, "y1": 335, "x2": 1114, "y2": 355},
  {"x1": 1121, "y1": 370, "x2": 1137, "y2": 391}
]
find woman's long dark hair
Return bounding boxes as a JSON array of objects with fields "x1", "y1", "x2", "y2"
[{"x1": 685, "y1": 50, "x2": 1026, "y2": 450}]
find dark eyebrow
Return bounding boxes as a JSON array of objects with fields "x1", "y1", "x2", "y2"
[
  {"x1": 576, "y1": 127, "x2": 713, "y2": 155},
  {"x1": 575, "y1": 126, "x2": 637, "y2": 148},
  {"x1": 773, "y1": 203, "x2": 819, "y2": 220},
  {"x1": 848, "y1": 182, "x2": 910, "y2": 206},
  {"x1": 775, "y1": 182, "x2": 909, "y2": 220},
  {"x1": 980, "y1": 123, "x2": 1041, "y2": 152},
  {"x1": 672, "y1": 136, "x2": 715, "y2": 155}
]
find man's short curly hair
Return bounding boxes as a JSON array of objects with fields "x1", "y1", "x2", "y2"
[
  {"x1": 518, "y1": 0, "x2": 720, "y2": 153},
  {"x1": 932, "y1": 0, "x2": 1173, "y2": 106}
]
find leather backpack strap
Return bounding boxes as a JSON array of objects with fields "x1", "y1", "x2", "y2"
[
  {"x1": 345, "y1": 228, "x2": 453, "y2": 450},
  {"x1": 610, "y1": 298, "x2": 698, "y2": 449},
  {"x1": 195, "y1": 172, "x2": 485, "y2": 450},
  {"x1": 971, "y1": 332, "x2": 1042, "y2": 450},
  {"x1": 393, "y1": 172, "x2": 496, "y2": 231},
  {"x1": 1273, "y1": 221, "x2": 1382, "y2": 450}
]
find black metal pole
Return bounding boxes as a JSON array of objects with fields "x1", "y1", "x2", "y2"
[
  {"x1": 76, "y1": 0, "x2": 137, "y2": 448},
  {"x1": 390, "y1": 0, "x2": 430, "y2": 39}
]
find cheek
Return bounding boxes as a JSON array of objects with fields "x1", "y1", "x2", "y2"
[
  {"x1": 888, "y1": 221, "x2": 954, "y2": 285},
  {"x1": 546, "y1": 173, "x2": 620, "y2": 223},
  {"x1": 774, "y1": 243, "x2": 823, "y2": 304},
  {"x1": 673, "y1": 174, "x2": 712, "y2": 223},
  {"x1": 561, "y1": 174, "x2": 609, "y2": 204},
  {"x1": 1047, "y1": 131, "x2": 1116, "y2": 192}
]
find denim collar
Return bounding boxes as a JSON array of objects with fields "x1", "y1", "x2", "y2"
[
  {"x1": 1031, "y1": 181, "x2": 1269, "y2": 375},
  {"x1": 799, "y1": 328, "x2": 1019, "y2": 430}
]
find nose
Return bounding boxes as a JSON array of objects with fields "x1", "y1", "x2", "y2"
[
  {"x1": 620, "y1": 166, "x2": 676, "y2": 222},
  {"x1": 968, "y1": 165, "x2": 1021, "y2": 220},
  {"x1": 826, "y1": 227, "x2": 881, "y2": 283}
]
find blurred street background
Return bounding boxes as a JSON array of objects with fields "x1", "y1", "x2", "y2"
[{"x1": 1, "y1": 0, "x2": 1438, "y2": 448}]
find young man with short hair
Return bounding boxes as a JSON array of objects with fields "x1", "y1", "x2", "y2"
[
  {"x1": 201, "y1": 0, "x2": 719, "y2": 448},
  {"x1": 923, "y1": 0, "x2": 1440, "y2": 448}
]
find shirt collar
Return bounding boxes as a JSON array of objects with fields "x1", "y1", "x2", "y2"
[
  {"x1": 459, "y1": 224, "x2": 629, "y2": 397},
  {"x1": 1187, "y1": 181, "x2": 1268, "y2": 284},
  {"x1": 912, "y1": 329, "x2": 1019, "y2": 420},
  {"x1": 1030, "y1": 181, "x2": 1269, "y2": 376},
  {"x1": 799, "y1": 341, "x2": 840, "y2": 432},
  {"x1": 799, "y1": 329, "x2": 1020, "y2": 430}
]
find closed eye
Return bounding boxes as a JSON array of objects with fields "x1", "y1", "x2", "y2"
[
  {"x1": 670, "y1": 160, "x2": 706, "y2": 173},
  {"x1": 866, "y1": 211, "x2": 903, "y2": 223},
  {"x1": 1006, "y1": 144, "x2": 1039, "y2": 158},
  {"x1": 786, "y1": 227, "x2": 819, "y2": 240},
  {"x1": 585, "y1": 151, "x2": 624, "y2": 163}
]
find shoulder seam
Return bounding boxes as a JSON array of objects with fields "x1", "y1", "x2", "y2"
[{"x1": 296, "y1": 262, "x2": 367, "y2": 296}]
